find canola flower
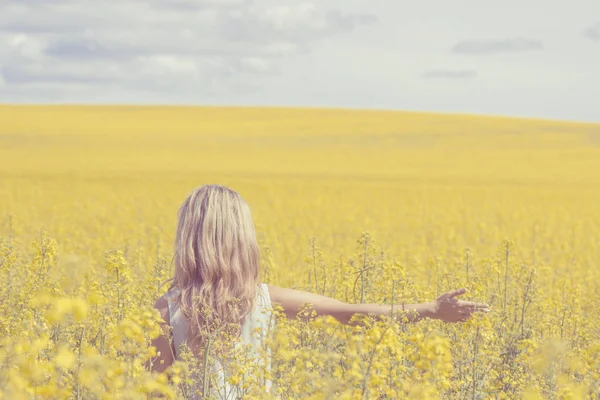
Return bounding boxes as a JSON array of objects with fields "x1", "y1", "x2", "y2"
[{"x1": 1, "y1": 105, "x2": 600, "y2": 398}]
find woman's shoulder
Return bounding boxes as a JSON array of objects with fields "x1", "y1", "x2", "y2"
[
  {"x1": 154, "y1": 282, "x2": 179, "y2": 320},
  {"x1": 153, "y1": 295, "x2": 171, "y2": 325}
]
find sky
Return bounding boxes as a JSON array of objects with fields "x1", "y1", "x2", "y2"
[{"x1": 1, "y1": 0, "x2": 599, "y2": 122}]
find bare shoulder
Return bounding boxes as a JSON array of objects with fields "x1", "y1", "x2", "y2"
[
  {"x1": 149, "y1": 294, "x2": 175, "y2": 372},
  {"x1": 153, "y1": 295, "x2": 170, "y2": 325}
]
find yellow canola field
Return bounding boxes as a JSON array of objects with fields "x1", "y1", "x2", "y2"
[{"x1": 1, "y1": 105, "x2": 599, "y2": 399}]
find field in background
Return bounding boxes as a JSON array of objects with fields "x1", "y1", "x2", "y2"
[{"x1": 1, "y1": 105, "x2": 600, "y2": 398}]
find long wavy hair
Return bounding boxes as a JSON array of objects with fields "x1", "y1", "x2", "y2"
[{"x1": 171, "y1": 184, "x2": 260, "y2": 348}]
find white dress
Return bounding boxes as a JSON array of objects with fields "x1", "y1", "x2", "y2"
[{"x1": 164, "y1": 283, "x2": 273, "y2": 399}]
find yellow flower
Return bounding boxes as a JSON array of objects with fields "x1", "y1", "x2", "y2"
[
  {"x1": 71, "y1": 298, "x2": 89, "y2": 321},
  {"x1": 55, "y1": 346, "x2": 76, "y2": 369},
  {"x1": 79, "y1": 367, "x2": 97, "y2": 388}
]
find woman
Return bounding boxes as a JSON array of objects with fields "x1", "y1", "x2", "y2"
[{"x1": 150, "y1": 184, "x2": 489, "y2": 397}]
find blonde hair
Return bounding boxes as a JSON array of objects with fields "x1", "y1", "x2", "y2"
[{"x1": 172, "y1": 184, "x2": 260, "y2": 347}]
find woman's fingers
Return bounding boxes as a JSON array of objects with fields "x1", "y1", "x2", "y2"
[
  {"x1": 458, "y1": 310, "x2": 471, "y2": 321},
  {"x1": 446, "y1": 288, "x2": 467, "y2": 299},
  {"x1": 458, "y1": 300, "x2": 490, "y2": 310}
]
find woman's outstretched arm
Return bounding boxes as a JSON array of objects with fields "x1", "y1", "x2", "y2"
[{"x1": 267, "y1": 285, "x2": 490, "y2": 324}]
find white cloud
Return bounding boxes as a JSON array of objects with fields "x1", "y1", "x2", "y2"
[
  {"x1": 452, "y1": 38, "x2": 544, "y2": 54},
  {"x1": 422, "y1": 70, "x2": 477, "y2": 79},
  {"x1": 144, "y1": 56, "x2": 199, "y2": 74},
  {"x1": 262, "y1": 4, "x2": 326, "y2": 31},
  {"x1": 584, "y1": 23, "x2": 600, "y2": 41},
  {"x1": 0, "y1": 0, "x2": 376, "y2": 99},
  {"x1": 4, "y1": 34, "x2": 46, "y2": 60},
  {"x1": 237, "y1": 57, "x2": 272, "y2": 74}
]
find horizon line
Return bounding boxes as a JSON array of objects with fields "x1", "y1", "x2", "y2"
[{"x1": 0, "y1": 102, "x2": 598, "y2": 126}]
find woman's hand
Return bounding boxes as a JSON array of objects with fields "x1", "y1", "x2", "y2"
[{"x1": 429, "y1": 288, "x2": 490, "y2": 323}]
